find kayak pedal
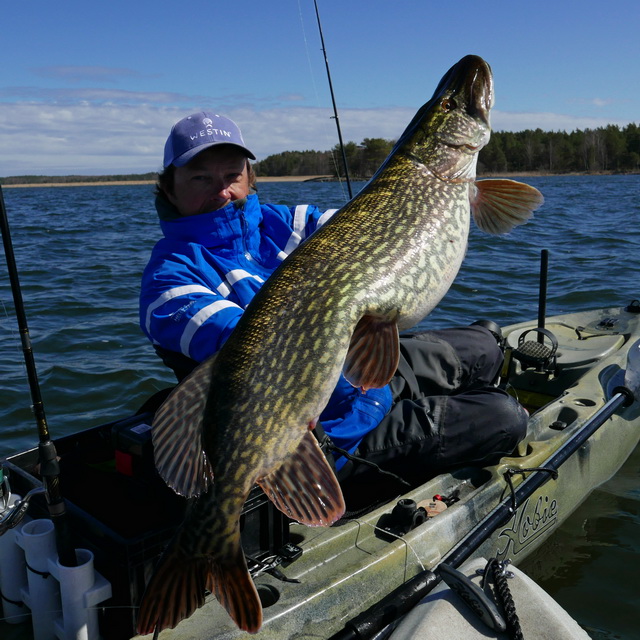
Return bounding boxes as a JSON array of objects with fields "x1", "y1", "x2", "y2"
[
  {"x1": 512, "y1": 327, "x2": 558, "y2": 372},
  {"x1": 625, "y1": 299, "x2": 640, "y2": 313}
]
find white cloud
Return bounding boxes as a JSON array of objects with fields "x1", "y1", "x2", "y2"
[
  {"x1": 0, "y1": 101, "x2": 636, "y2": 177},
  {"x1": 491, "y1": 109, "x2": 634, "y2": 133}
]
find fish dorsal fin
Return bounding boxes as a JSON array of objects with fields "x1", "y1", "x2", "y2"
[
  {"x1": 257, "y1": 430, "x2": 345, "y2": 526},
  {"x1": 151, "y1": 355, "x2": 216, "y2": 497},
  {"x1": 470, "y1": 179, "x2": 544, "y2": 235},
  {"x1": 343, "y1": 314, "x2": 400, "y2": 391}
]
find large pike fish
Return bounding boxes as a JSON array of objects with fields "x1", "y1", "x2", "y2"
[{"x1": 137, "y1": 54, "x2": 543, "y2": 634}]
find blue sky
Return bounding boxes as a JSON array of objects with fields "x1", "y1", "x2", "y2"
[{"x1": 1, "y1": 0, "x2": 638, "y2": 176}]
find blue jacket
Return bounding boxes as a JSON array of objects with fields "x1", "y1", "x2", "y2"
[{"x1": 140, "y1": 193, "x2": 392, "y2": 468}]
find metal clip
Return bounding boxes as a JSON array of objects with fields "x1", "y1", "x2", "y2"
[
  {"x1": 247, "y1": 554, "x2": 300, "y2": 584},
  {"x1": 479, "y1": 558, "x2": 515, "y2": 587}
]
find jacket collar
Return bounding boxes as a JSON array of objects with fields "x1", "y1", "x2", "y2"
[{"x1": 157, "y1": 193, "x2": 262, "y2": 248}]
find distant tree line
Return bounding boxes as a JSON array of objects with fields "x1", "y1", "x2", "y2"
[
  {"x1": 481, "y1": 124, "x2": 640, "y2": 173},
  {"x1": 253, "y1": 123, "x2": 640, "y2": 178},
  {"x1": 0, "y1": 173, "x2": 158, "y2": 186},
  {"x1": 253, "y1": 138, "x2": 394, "y2": 179},
  {"x1": 2, "y1": 125, "x2": 638, "y2": 186}
]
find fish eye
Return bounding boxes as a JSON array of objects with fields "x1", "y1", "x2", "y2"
[{"x1": 441, "y1": 97, "x2": 456, "y2": 112}]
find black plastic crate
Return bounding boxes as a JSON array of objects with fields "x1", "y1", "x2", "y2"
[{"x1": 3, "y1": 413, "x2": 290, "y2": 639}]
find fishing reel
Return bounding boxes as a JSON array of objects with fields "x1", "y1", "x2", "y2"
[{"x1": 0, "y1": 469, "x2": 46, "y2": 536}]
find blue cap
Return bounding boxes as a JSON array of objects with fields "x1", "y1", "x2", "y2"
[{"x1": 163, "y1": 112, "x2": 256, "y2": 168}]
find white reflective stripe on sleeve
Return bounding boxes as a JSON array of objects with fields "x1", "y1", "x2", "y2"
[
  {"x1": 225, "y1": 269, "x2": 265, "y2": 286},
  {"x1": 217, "y1": 282, "x2": 231, "y2": 298},
  {"x1": 179, "y1": 299, "x2": 241, "y2": 356},
  {"x1": 282, "y1": 231, "x2": 302, "y2": 256},
  {"x1": 276, "y1": 250, "x2": 288, "y2": 261},
  {"x1": 318, "y1": 208, "x2": 338, "y2": 227},
  {"x1": 145, "y1": 284, "x2": 214, "y2": 335},
  {"x1": 282, "y1": 204, "x2": 311, "y2": 256},
  {"x1": 293, "y1": 204, "x2": 310, "y2": 234}
]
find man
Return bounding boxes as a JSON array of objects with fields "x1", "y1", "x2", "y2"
[{"x1": 139, "y1": 111, "x2": 527, "y2": 494}]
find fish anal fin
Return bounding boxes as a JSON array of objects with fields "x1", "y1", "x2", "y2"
[
  {"x1": 258, "y1": 430, "x2": 345, "y2": 527},
  {"x1": 470, "y1": 179, "x2": 544, "y2": 235},
  {"x1": 151, "y1": 354, "x2": 217, "y2": 497},
  {"x1": 344, "y1": 314, "x2": 400, "y2": 391},
  {"x1": 206, "y1": 550, "x2": 263, "y2": 634}
]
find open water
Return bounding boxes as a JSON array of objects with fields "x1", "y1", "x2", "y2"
[{"x1": 1, "y1": 175, "x2": 639, "y2": 638}]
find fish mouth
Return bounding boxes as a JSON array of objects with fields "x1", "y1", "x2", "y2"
[
  {"x1": 378, "y1": 55, "x2": 494, "y2": 178},
  {"x1": 433, "y1": 54, "x2": 494, "y2": 126}
]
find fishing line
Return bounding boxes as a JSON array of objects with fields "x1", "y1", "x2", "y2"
[
  {"x1": 0, "y1": 603, "x2": 140, "y2": 626},
  {"x1": 0, "y1": 296, "x2": 27, "y2": 378},
  {"x1": 346, "y1": 516, "x2": 427, "y2": 583},
  {"x1": 0, "y1": 610, "x2": 30, "y2": 625},
  {"x1": 296, "y1": 0, "x2": 351, "y2": 204}
]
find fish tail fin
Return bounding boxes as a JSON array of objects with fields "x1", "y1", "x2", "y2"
[
  {"x1": 206, "y1": 547, "x2": 263, "y2": 634},
  {"x1": 136, "y1": 546, "x2": 209, "y2": 635},
  {"x1": 136, "y1": 543, "x2": 262, "y2": 635},
  {"x1": 207, "y1": 548, "x2": 262, "y2": 633}
]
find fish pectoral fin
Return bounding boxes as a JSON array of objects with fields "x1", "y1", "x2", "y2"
[
  {"x1": 343, "y1": 314, "x2": 400, "y2": 391},
  {"x1": 258, "y1": 430, "x2": 345, "y2": 527},
  {"x1": 152, "y1": 355, "x2": 216, "y2": 497},
  {"x1": 470, "y1": 179, "x2": 544, "y2": 235}
]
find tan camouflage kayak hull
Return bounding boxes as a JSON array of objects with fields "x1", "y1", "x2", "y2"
[{"x1": 136, "y1": 303, "x2": 640, "y2": 639}]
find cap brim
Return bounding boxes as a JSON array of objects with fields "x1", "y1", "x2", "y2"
[{"x1": 170, "y1": 142, "x2": 256, "y2": 167}]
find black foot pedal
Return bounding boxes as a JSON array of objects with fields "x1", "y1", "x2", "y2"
[{"x1": 512, "y1": 327, "x2": 558, "y2": 370}]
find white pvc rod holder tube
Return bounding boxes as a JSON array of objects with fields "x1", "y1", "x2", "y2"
[
  {"x1": 16, "y1": 518, "x2": 61, "y2": 640},
  {"x1": 0, "y1": 494, "x2": 31, "y2": 624},
  {"x1": 50, "y1": 548, "x2": 112, "y2": 640}
]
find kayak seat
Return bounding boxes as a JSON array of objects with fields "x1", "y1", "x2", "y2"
[{"x1": 506, "y1": 322, "x2": 625, "y2": 370}]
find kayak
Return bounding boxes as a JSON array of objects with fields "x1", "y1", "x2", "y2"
[
  {"x1": 2, "y1": 302, "x2": 640, "y2": 640},
  {"x1": 387, "y1": 556, "x2": 591, "y2": 640}
]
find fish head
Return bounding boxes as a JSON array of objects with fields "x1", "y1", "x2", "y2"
[{"x1": 397, "y1": 55, "x2": 494, "y2": 182}]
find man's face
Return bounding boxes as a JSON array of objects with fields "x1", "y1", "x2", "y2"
[{"x1": 167, "y1": 145, "x2": 251, "y2": 216}]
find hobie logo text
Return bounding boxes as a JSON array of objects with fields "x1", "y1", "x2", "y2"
[{"x1": 497, "y1": 495, "x2": 558, "y2": 557}]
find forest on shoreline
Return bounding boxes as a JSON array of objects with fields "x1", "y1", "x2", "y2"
[
  {"x1": 254, "y1": 123, "x2": 640, "y2": 178},
  {"x1": 2, "y1": 123, "x2": 638, "y2": 186}
]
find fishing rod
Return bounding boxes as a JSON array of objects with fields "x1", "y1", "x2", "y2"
[
  {"x1": 330, "y1": 338, "x2": 640, "y2": 639},
  {"x1": 0, "y1": 184, "x2": 77, "y2": 566},
  {"x1": 313, "y1": 0, "x2": 353, "y2": 199},
  {"x1": 537, "y1": 249, "x2": 549, "y2": 343}
]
